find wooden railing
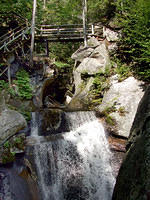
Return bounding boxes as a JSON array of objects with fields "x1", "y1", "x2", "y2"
[
  {"x1": 0, "y1": 24, "x2": 31, "y2": 52},
  {"x1": 35, "y1": 24, "x2": 97, "y2": 41}
]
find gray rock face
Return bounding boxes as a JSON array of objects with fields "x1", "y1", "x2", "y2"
[
  {"x1": 73, "y1": 40, "x2": 111, "y2": 95},
  {"x1": 112, "y1": 86, "x2": 150, "y2": 200},
  {"x1": 75, "y1": 43, "x2": 110, "y2": 74},
  {"x1": 70, "y1": 37, "x2": 111, "y2": 109},
  {"x1": 68, "y1": 77, "x2": 94, "y2": 110},
  {"x1": 0, "y1": 109, "x2": 27, "y2": 144},
  {"x1": 71, "y1": 47, "x2": 95, "y2": 63},
  {"x1": 98, "y1": 77, "x2": 145, "y2": 138}
]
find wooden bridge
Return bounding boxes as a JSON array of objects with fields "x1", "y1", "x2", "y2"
[
  {"x1": 36, "y1": 24, "x2": 97, "y2": 41},
  {"x1": 0, "y1": 23, "x2": 102, "y2": 53}
]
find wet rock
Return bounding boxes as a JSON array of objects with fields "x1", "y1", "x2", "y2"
[
  {"x1": 107, "y1": 132, "x2": 126, "y2": 178},
  {"x1": 108, "y1": 136, "x2": 126, "y2": 152}
]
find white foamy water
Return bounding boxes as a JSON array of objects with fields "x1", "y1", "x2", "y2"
[
  {"x1": 32, "y1": 111, "x2": 115, "y2": 200},
  {"x1": 31, "y1": 112, "x2": 39, "y2": 137}
]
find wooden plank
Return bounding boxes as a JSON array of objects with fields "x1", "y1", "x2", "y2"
[
  {"x1": 36, "y1": 34, "x2": 84, "y2": 38},
  {"x1": 0, "y1": 66, "x2": 8, "y2": 77},
  {"x1": 39, "y1": 28, "x2": 84, "y2": 32},
  {"x1": 40, "y1": 24, "x2": 83, "y2": 27}
]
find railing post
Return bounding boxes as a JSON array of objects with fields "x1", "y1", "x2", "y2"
[
  {"x1": 82, "y1": 0, "x2": 87, "y2": 47},
  {"x1": 4, "y1": 42, "x2": 9, "y2": 52},
  {"x1": 8, "y1": 64, "x2": 11, "y2": 86},
  {"x1": 92, "y1": 24, "x2": 94, "y2": 35},
  {"x1": 30, "y1": 0, "x2": 37, "y2": 67}
]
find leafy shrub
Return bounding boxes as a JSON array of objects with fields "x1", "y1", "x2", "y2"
[
  {"x1": 54, "y1": 61, "x2": 70, "y2": 69},
  {"x1": 14, "y1": 69, "x2": 33, "y2": 100},
  {"x1": 0, "y1": 70, "x2": 32, "y2": 100},
  {"x1": 0, "y1": 80, "x2": 9, "y2": 91}
]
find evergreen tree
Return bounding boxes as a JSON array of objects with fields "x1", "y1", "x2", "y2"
[{"x1": 115, "y1": 0, "x2": 150, "y2": 80}]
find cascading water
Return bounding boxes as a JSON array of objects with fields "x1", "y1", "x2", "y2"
[{"x1": 30, "y1": 111, "x2": 115, "y2": 200}]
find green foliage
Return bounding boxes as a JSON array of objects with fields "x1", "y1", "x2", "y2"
[
  {"x1": 91, "y1": 71, "x2": 110, "y2": 105},
  {"x1": 87, "y1": 0, "x2": 116, "y2": 23},
  {"x1": 2, "y1": 151, "x2": 16, "y2": 164},
  {"x1": 0, "y1": 80, "x2": 9, "y2": 91},
  {"x1": 0, "y1": 70, "x2": 32, "y2": 111},
  {"x1": 2, "y1": 141, "x2": 15, "y2": 164},
  {"x1": 2, "y1": 135, "x2": 25, "y2": 164},
  {"x1": 115, "y1": 0, "x2": 150, "y2": 81},
  {"x1": 105, "y1": 115, "x2": 116, "y2": 126},
  {"x1": 54, "y1": 61, "x2": 70, "y2": 69},
  {"x1": 118, "y1": 106, "x2": 126, "y2": 116},
  {"x1": 114, "y1": 59, "x2": 132, "y2": 81},
  {"x1": 37, "y1": 0, "x2": 116, "y2": 25},
  {"x1": 100, "y1": 104, "x2": 117, "y2": 126},
  {"x1": 4, "y1": 141, "x2": 11, "y2": 148},
  {"x1": 49, "y1": 42, "x2": 79, "y2": 64},
  {"x1": 13, "y1": 69, "x2": 33, "y2": 100},
  {"x1": 37, "y1": 0, "x2": 83, "y2": 25},
  {"x1": 0, "y1": 0, "x2": 32, "y2": 22},
  {"x1": 19, "y1": 109, "x2": 31, "y2": 121}
]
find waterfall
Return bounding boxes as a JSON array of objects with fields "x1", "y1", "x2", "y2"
[
  {"x1": 31, "y1": 112, "x2": 39, "y2": 137},
  {"x1": 31, "y1": 111, "x2": 115, "y2": 200}
]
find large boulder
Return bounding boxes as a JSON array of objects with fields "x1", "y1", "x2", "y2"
[
  {"x1": 112, "y1": 85, "x2": 150, "y2": 200},
  {"x1": 97, "y1": 77, "x2": 145, "y2": 138},
  {"x1": 72, "y1": 39, "x2": 111, "y2": 95},
  {"x1": 71, "y1": 37, "x2": 100, "y2": 63},
  {"x1": 75, "y1": 43, "x2": 110, "y2": 75},
  {"x1": 0, "y1": 109, "x2": 27, "y2": 144}
]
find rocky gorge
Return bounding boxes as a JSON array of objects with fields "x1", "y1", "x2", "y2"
[{"x1": 0, "y1": 25, "x2": 149, "y2": 200}]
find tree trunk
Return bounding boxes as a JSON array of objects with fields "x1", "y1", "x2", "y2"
[
  {"x1": 44, "y1": 0, "x2": 46, "y2": 9},
  {"x1": 82, "y1": 0, "x2": 87, "y2": 47},
  {"x1": 30, "y1": 0, "x2": 37, "y2": 67}
]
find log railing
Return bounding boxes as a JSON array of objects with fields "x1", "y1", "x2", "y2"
[
  {"x1": 35, "y1": 24, "x2": 98, "y2": 40},
  {"x1": 0, "y1": 24, "x2": 31, "y2": 52}
]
